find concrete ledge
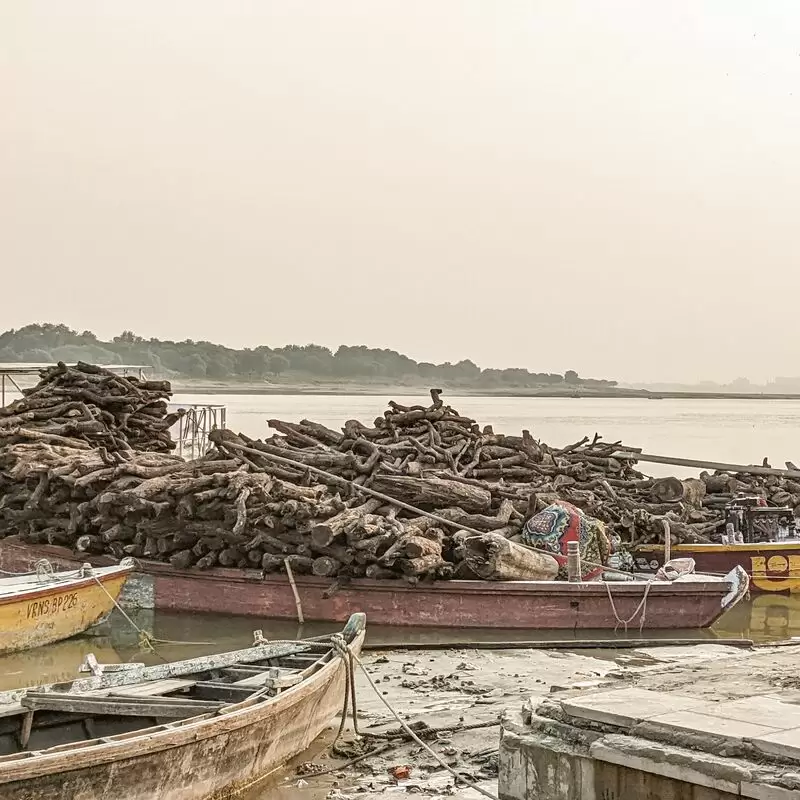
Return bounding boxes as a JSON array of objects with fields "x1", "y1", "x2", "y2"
[
  {"x1": 500, "y1": 710, "x2": 800, "y2": 800},
  {"x1": 741, "y1": 780, "x2": 800, "y2": 800},
  {"x1": 499, "y1": 717, "x2": 596, "y2": 800},
  {"x1": 591, "y1": 734, "x2": 748, "y2": 795}
]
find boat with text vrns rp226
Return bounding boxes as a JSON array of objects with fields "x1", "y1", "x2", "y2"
[
  {"x1": 0, "y1": 613, "x2": 366, "y2": 800},
  {"x1": 0, "y1": 562, "x2": 131, "y2": 655},
  {"x1": 0, "y1": 538, "x2": 747, "y2": 630}
]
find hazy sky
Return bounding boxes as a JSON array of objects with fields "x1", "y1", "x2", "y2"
[{"x1": 3, "y1": 2, "x2": 800, "y2": 383}]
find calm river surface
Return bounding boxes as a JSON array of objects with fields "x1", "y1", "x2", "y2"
[{"x1": 4, "y1": 394, "x2": 800, "y2": 694}]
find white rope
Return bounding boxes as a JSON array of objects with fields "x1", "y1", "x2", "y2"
[
  {"x1": 605, "y1": 579, "x2": 653, "y2": 633},
  {"x1": 349, "y1": 647, "x2": 499, "y2": 800},
  {"x1": 0, "y1": 558, "x2": 83, "y2": 584}
]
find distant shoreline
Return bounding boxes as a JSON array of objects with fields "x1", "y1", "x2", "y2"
[{"x1": 170, "y1": 381, "x2": 800, "y2": 401}]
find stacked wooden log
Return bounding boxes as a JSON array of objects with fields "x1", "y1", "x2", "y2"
[
  {"x1": 0, "y1": 440, "x2": 460, "y2": 579},
  {"x1": 0, "y1": 362, "x2": 179, "y2": 453},
  {"x1": 699, "y1": 469, "x2": 800, "y2": 517}
]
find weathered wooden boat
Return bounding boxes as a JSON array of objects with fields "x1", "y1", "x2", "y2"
[
  {"x1": 0, "y1": 562, "x2": 131, "y2": 655},
  {"x1": 0, "y1": 538, "x2": 746, "y2": 630},
  {"x1": 0, "y1": 612, "x2": 366, "y2": 800},
  {"x1": 634, "y1": 540, "x2": 800, "y2": 594}
]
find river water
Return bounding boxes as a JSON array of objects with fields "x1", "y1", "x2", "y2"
[{"x1": 4, "y1": 395, "x2": 800, "y2": 692}]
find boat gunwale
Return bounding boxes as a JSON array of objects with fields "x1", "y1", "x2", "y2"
[
  {"x1": 0, "y1": 624, "x2": 365, "y2": 784},
  {"x1": 637, "y1": 541, "x2": 800, "y2": 554},
  {"x1": 0, "y1": 564, "x2": 133, "y2": 607}
]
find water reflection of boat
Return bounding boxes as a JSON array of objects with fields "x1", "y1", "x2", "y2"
[
  {"x1": 0, "y1": 636, "x2": 122, "y2": 692},
  {"x1": 713, "y1": 595, "x2": 800, "y2": 642}
]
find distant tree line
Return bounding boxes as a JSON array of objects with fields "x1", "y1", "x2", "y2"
[{"x1": 0, "y1": 324, "x2": 617, "y2": 388}]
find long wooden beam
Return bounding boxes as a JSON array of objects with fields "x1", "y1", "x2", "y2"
[{"x1": 612, "y1": 451, "x2": 800, "y2": 479}]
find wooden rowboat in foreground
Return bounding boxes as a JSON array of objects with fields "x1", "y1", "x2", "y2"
[
  {"x1": 0, "y1": 562, "x2": 132, "y2": 655},
  {"x1": 0, "y1": 612, "x2": 366, "y2": 800},
  {"x1": 0, "y1": 538, "x2": 747, "y2": 630}
]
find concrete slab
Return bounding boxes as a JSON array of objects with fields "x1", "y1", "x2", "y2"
[
  {"x1": 751, "y1": 727, "x2": 800, "y2": 762},
  {"x1": 688, "y1": 697, "x2": 800, "y2": 732},
  {"x1": 646, "y1": 709, "x2": 778, "y2": 742},
  {"x1": 740, "y1": 781, "x2": 800, "y2": 800},
  {"x1": 590, "y1": 739, "x2": 741, "y2": 795},
  {"x1": 560, "y1": 688, "x2": 702, "y2": 728}
]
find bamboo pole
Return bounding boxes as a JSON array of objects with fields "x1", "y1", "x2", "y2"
[
  {"x1": 283, "y1": 558, "x2": 305, "y2": 625},
  {"x1": 613, "y1": 451, "x2": 800, "y2": 479}
]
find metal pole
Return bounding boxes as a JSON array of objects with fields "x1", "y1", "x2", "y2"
[{"x1": 567, "y1": 541, "x2": 582, "y2": 582}]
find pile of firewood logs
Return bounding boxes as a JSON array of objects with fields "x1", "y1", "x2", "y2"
[
  {"x1": 0, "y1": 362, "x2": 179, "y2": 453},
  {"x1": 1, "y1": 370, "x2": 798, "y2": 582}
]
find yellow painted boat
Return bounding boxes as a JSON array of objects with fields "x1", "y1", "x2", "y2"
[{"x1": 0, "y1": 563, "x2": 132, "y2": 655}]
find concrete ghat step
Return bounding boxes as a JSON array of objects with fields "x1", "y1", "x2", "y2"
[
  {"x1": 500, "y1": 706, "x2": 800, "y2": 800},
  {"x1": 556, "y1": 688, "x2": 800, "y2": 757},
  {"x1": 559, "y1": 687, "x2": 707, "y2": 728}
]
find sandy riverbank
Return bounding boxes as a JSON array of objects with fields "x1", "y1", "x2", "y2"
[
  {"x1": 170, "y1": 379, "x2": 800, "y2": 400},
  {"x1": 254, "y1": 640, "x2": 793, "y2": 800}
]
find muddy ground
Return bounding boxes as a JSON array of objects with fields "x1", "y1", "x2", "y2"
[{"x1": 248, "y1": 641, "x2": 778, "y2": 800}]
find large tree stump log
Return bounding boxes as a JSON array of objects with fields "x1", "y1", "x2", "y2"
[
  {"x1": 463, "y1": 534, "x2": 559, "y2": 581},
  {"x1": 370, "y1": 475, "x2": 491, "y2": 512}
]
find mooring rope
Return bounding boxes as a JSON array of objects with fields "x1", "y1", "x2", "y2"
[
  {"x1": 605, "y1": 578, "x2": 653, "y2": 633},
  {"x1": 337, "y1": 641, "x2": 500, "y2": 800},
  {"x1": 87, "y1": 566, "x2": 214, "y2": 652}
]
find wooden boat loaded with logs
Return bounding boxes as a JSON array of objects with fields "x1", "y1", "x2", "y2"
[
  {"x1": 0, "y1": 612, "x2": 366, "y2": 800},
  {"x1": 0, "y1": 538, "x2": 747, "y2": 630},
  {"x1": 0, "y1": 562, "x2": 132, "y2": 655}
]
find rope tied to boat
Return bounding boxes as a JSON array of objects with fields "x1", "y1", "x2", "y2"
[
  {"x1": 325, "y1": 636, "x2": 499, "y2": 798},
  {"x1": 331, "y1": 633, "x2": 361, "y2": 744},
  {"x1": 34, "y1": 559, "x2": 55, "y2": 582},
  {"x1": 604, "y1": 579, "x2": 653, "y2": 633},
  {"x1": 87, "y1": 568, "x2": 214, "y2": 654},
  {"x1": 0, "y1": 558, "x2": 64, "y2": 581}
]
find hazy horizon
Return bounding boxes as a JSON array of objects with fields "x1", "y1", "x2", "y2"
[{"x1": 4, "y1": 2, "x2": 799, "y2": 384}]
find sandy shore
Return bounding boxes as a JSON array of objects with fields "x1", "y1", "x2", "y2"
[
  {"x1": 171, "y1": 379, "x2": 800, "y2": 400},
  {"x1": 253, "y1": 639, "x2": 792, "y2": 799}
]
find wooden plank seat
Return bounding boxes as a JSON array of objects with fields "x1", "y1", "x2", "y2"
[
  {"x1": 275, "y1": 655, "x2": 322, "y2": 669},
  {"x1": 192, "y1": 683, "x2": 258, "y2": 703},
  {"x1": 21, "y1": 692, "x2": 223, "y2": 719},
  {"x1": 109, "y1": 679, "x2": 196, "y2": 699},
  {"x1": 230, "y1": 667, "x2": 303, "y2": 690},
  {"x1": 216, "y1": 667, "x2": 263, "y2": 680}
]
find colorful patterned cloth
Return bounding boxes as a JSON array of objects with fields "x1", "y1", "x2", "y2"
[{"x1": 522, "y1": 501, "x2": 611, "y2": 580}]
